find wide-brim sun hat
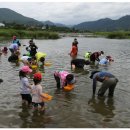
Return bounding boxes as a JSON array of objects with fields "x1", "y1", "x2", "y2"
[{"x1": 20, "y1": 66, "x2": 32, "y2": 73}]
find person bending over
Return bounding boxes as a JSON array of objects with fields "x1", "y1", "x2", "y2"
[
  {"x1": 71, "y1": 59, "x2": 90, "y2": 70},
  {"x1": 54, "y1": 71, "x2": 76, "y2": 89},
  {"x1": 90, "y1": 70, "x2": 118, "y2": 97}
]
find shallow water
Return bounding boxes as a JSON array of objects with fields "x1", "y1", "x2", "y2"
[{"x1": 0, "y1": 37, "x2": 130, "y2": 128}]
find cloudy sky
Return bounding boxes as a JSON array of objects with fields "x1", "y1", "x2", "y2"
[{"x1": 0, "y1": 2, "x2": 130, "y2": 25}]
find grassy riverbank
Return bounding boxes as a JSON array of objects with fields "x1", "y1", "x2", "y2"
[
  {"x1": 94, "y1": 31, "x2": 130, "y2": 39},
  {"x1": 1, "y1": 28, "x2": 130, "y2": 41},
  {"x1": 0, "y1": 28, "x2": 59, "y2": 40}
]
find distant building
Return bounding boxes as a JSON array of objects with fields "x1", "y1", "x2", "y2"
[
  {"x1": 0, "y1": 23, "x2": 5, "y2": 27},
  {"x1": 42, "y1": 26, "x2": 46, "y2": 30}
]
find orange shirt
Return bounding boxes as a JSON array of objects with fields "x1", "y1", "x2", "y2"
[{"x1": 70, "y1": 45, "x2": 78, "y2": 57}]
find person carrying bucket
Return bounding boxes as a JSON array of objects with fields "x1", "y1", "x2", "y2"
[
  {"x1": 90, "y1": 70, "x2": 118, "y2": 97},
  {"x1": 31, "y1": 72, "x2": 46, "y2": 111},
  {"x1": 54, "y1": 71, "x2": 76, "y2": 90}
]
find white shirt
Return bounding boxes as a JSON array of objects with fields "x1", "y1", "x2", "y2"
[
  {"x1": 20, "y1": 56, "x2": 30, "y2": 61},
  {"x1": 9, "y1": 43, "x2": 18, "y2": 50},
  {"x1": 20, "y1": 77, "x2": 31, "y2": 94},
  {"x1": 31, "y1": 84, "x2": 43, "y2": 103}
]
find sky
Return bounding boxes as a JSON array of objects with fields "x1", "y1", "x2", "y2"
[{"x1": 0, "y1": 1, "x2": 130, "y2": 25}]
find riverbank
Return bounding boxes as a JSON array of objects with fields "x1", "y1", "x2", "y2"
[
  {"x1": 94, "y1": 31, "x2": 130, "y2": 39},
  {"x1": 59, "y1": 31, "x2": 130, "y2": 39},
  {"x1": 1, "y1": 28, "x2": 130, "y2": 41},
  {"x1": 0, "y1": 28, "x2": 59, "y2": 41}
]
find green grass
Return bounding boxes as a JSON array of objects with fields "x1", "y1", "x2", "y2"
[
  {"x1": 94, "y1": 31, "x2": 130, "y2": 39},
  {"x1": 0, "y1": 28, "x2": 59, "y2": 40}
]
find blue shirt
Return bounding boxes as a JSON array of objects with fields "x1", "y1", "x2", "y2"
[
  {"x1": 99, "y1": 58, "x2": 109, "y2": 65},
  {"x1": 12, "y1": 39, "x2": 20, "y2": 44},
  {"x1": 92, "y1": 71, "x2": 115, "y2": 95}
]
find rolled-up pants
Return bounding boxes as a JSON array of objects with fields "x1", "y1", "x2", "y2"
[{"x1": 98, "y1": 78, "x2": 118, "y2": 97}]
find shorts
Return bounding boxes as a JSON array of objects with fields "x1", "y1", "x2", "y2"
[
  {"x1": 32, "y1": 102, "x2": 44, "y2": 108},
  {"x1": 21, "y1": 94, "x2": 32, "y2": 104}
]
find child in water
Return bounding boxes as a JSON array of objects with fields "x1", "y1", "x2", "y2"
[
  {"x1": 54, "y1": 70, "x2": 76, "y2": 89},
  {"x1": 31, "y1": 72, "x2": 45, "y2": 111},
  {"x1": 19, "y1": 66, "x2": 32, "y2": 106}
]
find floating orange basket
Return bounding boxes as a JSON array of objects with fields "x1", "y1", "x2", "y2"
[
  {"x1": 64, "y1": 84, "x2": 74, "y2": 91},
  {"x1": 44, "y1": 62, "x2": 52, "y2": 66},
  {"x1": 41, "y1": 93, "x2": 53, "y2": 102}
]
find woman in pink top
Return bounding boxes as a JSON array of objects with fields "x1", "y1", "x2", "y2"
[{"x1": 54, "y1": 71, "x2": 76, "y2": 89}]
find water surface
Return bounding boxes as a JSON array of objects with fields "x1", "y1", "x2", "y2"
[{"x1": 0, "y1": 37, "x2": 130, "y2": 128}]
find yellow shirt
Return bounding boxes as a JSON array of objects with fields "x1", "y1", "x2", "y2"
[{"x1": 35, "y1": 52, "x2": 47, "y2": 62}]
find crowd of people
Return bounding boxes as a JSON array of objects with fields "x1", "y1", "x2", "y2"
[{"x1": 0, "y1": 36, "x2": 118, "y2": 113}]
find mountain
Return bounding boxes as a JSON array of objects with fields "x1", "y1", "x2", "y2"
[
  {"x1": 42, "y1": 20, "x2": 55, "y2": 26},
  {"x1": 74, "y1": 15, "x2": 130, "y2": 31},
  {"x1": 0, "y1": 8, "x2": 43, "y2": 26},
  {"x1": 41, "y1": 20, "x2": 67, "y2": 27}
]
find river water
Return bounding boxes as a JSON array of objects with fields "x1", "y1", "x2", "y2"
[{"x1": 0, "y1": 37, "x2": 130, "y2": 128}]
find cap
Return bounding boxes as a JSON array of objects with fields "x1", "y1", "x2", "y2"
[
  {"x1": 34, "y1": 72, "x2": 42, "y2": 80},
  {"x1": 89, "y1": 71, "x2": 100, "y2": 79},
  {"x1": 20, "y1": 66, "x2": 32, "y2": 73},
  {"x1": 66, "y1": 74, "x2": 76, "y2": 84}
]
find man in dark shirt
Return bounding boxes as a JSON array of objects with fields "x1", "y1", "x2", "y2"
[
  {"x1": 29, "y1": 40, "x2": 38, "y2": 57},
  {"x1": 71, "y1": 59, "x2": 90, "y2": 70}
]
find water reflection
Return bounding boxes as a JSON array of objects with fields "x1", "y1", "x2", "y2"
[
  {"x1": 88, "y1": 96, "x2": 115, "y2": 122},
  {"x1": 19, "y1": 104, "x2": 52, "y2": 128}
]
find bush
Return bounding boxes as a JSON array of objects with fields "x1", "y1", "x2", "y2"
[
  {"x1": 107, "y1": 32, "x2": 125, "y2": 39},
  {"x1": 0, "y1": 29, "x2": 59, "y2": 39}
]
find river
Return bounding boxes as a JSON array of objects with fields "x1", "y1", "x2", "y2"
[{"x1": 0, "y1": 37, "x2": 130, "y2": 128}]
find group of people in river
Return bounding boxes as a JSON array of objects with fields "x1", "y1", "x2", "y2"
[
  {"x1": 0, "y1": 36, "x2": 119, "y2": 112},
  {"x1": 69, "y1": 38, "x2": 118, "y2": 97}
]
